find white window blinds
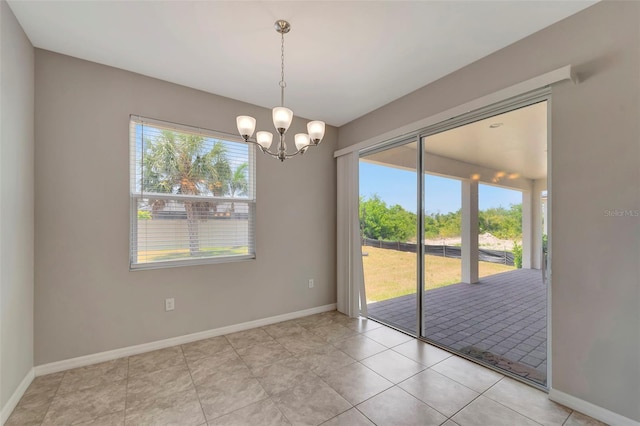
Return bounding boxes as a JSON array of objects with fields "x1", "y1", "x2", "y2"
[{"x1": 130, "y1": 116, "x2": 256, "y2": 269}]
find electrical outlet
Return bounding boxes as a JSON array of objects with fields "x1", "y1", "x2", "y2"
[
  {"x1": 165, "y1": 298, "x2": 175, "y2": 311},
  {"x1": 308, "y1": 279, "x2": 314, "y2": 289}
]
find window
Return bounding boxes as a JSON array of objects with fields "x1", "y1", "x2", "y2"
[{"x1": 130, "y1": 116, "x2": 255, "y2": 269}]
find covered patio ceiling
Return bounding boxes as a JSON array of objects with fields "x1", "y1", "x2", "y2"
[{"x1": 362, "y1": 101, "x2": 547, "y2": 189}]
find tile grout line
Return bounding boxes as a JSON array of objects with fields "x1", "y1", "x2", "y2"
[
  {"x1": 394, "y1": 368, "x2": 477, "y2": 420},
  {"x1": 253, "y1": 324, "x2": 510, "y2": 425},
  {"x1": 122, "y1": 357, "x2": 130, "y2": 425},
  {"x1": 476, "y1": 377, "x2": 549, "y2": 426},
  {"x1": 179, "y1": 344, "x2": 208, "y2": 425},
  {"x1": 447, "y1": 375, "x2": 507, "y2": 420},
  {"x1": 220, "y1": 333, "x2": 274, "y2": 421},
  {"x1": 322, "y1": 358, "x2": 393, "y2": 404},
  {"x1": 36, "y1": 369, "x2": 67, "y2": 425},
  {"x1": 270, "y1": 316, "x2": 333, "y2": 426},
  {"x1": 354, "y1": 405, "x2": 379, "y2": 426},
  {"x1": 560, "y1": 410, "x2": 575, "y2": 426},
  {"x1": 284, "y1": 315, "x2": 363, "y2": 424},
  {"x1": 426, "y1": 365, "x2": 500, "y2": 395},
  {"x1": 349, "y1": 337, "x2": 512, "y2": 424},
  {"x1": 215, "y1": 324, "x2": 470, "y2": 424},
  {"x1": 351, "y1": 362, "x2": 444, "y2": 419},
  {"x1": 193, "y1": 337, "x2": 292, "y2": 424},
  {"x1": 19, "y1": 312, "x2": 568, "y2": 426}
]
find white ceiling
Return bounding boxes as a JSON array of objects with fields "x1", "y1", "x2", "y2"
[{"x1": 8, "y1": 1, "x2": 595, "y2": 126}]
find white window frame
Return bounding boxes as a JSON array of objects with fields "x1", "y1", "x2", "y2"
[{"x1": 129, "y1": 115, "x2": 256, "y2": 270}]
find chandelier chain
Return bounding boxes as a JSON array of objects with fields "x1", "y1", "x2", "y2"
[{"x1": 280, "y1": 31, "x2": 285, "y2": 106}]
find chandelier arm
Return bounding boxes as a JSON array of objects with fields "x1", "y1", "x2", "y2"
[
  {"x1": 262, "y1": 150, "x2": 281, "y2": 160},
  {"x1": 244, "y1": 138, "x2": 315, "y2": 160},
  {"x1": 283, "y1": 146, "x2": 314, "y2": 159},
  {"x1": 241, "y1": 139, "x2": 279, "y2": 158},
  {"x1": 283, "y1": 151, "x2": 303, "y2": 159}
]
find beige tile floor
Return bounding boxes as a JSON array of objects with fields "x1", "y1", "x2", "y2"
[{"x1": 6, "y1": 310, "x2": 606, "y2": 426}]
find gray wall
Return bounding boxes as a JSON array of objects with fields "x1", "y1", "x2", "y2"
[
  {"x1": 339, "y1": 2, "x2": 639, "y2": 421},
  {"x1": 34, "y1": 50, "x2": 337, "y2": 365},
  {"x1": 0, "y1": 0, "x2": 35, "y2": 409}
]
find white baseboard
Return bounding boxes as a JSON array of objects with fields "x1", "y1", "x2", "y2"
[
  {"x1": 549, "y1": 388, "x2": 640, "y2": 426},
  {"x1": 35, "y1": 303, "x2": 336, "y2": 376},
  {"x1": 1, "y1": 367, "x2": 35, "y2": 425}
]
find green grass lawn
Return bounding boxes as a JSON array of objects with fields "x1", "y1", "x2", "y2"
[
  {"x1": 138, "y1": 246, "x2": 248, "y2": 262},
  {"x1": 362, "y1": 246, "x2": 514, "y2": 302}
]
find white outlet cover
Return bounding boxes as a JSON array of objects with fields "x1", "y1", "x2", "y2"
[{"x1": 165, "y1": 298, "x2": 175, "y2": 311}]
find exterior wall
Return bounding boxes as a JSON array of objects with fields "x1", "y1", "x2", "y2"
[
  {"x1": 338, "y1": 2, "x2": 640, "y2": 421},
  {"x1": 0, "y1": 0, "x2": 35, "y2": 409},
  {"x1": 34, "y1": 50, "x2": 338, "y2": 365}
]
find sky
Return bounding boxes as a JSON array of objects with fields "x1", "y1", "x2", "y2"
[{"x1": 359, "y1": 161, "x2": 522, "y2": 214}]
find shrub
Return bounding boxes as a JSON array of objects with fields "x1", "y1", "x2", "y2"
[
  {"x1": 512, "y1": 240, "x2": 522, "y2": 268},
  {"x1": 137, "y1": 210, "x2": 152, "y2": 220}
]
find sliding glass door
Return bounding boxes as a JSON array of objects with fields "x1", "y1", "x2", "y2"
[
  {"x1": 421, "y1": 173, "x2": 463, "y2": 343},
  {"x1": 358, "y1": 98, "x2": 549, "y2": 388},
  {"x1": 420, "y1": 101, "x2": 548, "y2": 387},
  {"x1": 359, "y1": 139, "x2": 418, "y2": 334}
]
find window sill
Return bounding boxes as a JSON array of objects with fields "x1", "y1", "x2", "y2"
[{"x1": 130, "y1": 254, "x2": 255, "y2": 271}]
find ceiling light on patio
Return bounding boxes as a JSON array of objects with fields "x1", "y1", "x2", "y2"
[
  {"x1": 489, "y1": 122, "x2": 504, "y2": 128},
  {"x1": 236, "y1": 20, "x2": 326, "y2": 162}
]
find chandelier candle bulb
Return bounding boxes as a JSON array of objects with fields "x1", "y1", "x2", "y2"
[
  {"x1": 295, "y1": 133, "x2": 311, "y2": 151},
  {"x1": 307, "y1": 121, "x2": 326, "y2": 144},
  {"x1": 256, "y1": 131, "x2": 274, "y2": 149},
  {"x1": 272, "y1": 107, "x2": 293, "y2": 133},
  {"x1": 236, "y1": 19, "x2": 325, "y2": 161},
  {"x1": 236, "y1": 116, "x2": 256, "y2": 139}
]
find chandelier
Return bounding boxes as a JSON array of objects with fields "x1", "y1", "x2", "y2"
[{"x1": 236, "y1": 20, "x2": 325, "y2": 162}]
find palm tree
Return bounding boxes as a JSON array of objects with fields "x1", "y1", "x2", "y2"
[
  {"x1": 142, "y1": 130, "x2": 231, "y2": 256},
  {"x1": 228, "y1": 163, "x2": 248, "y2": 213}
]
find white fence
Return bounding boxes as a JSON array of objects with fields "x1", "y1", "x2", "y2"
[{"x1": 136, "y1": 219, "x2": 250, "y2": 251}]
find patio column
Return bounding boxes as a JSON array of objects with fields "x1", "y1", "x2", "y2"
[
  {"x1": 522, "y1": 190, "x2": 533, "y2": 269},
  {"x1": 462, "y1": 179, "x2": 479, "y2": 284}
]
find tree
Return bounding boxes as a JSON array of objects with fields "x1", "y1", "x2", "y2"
[
  {"x1": 438, "y1": 210, "x2": 462, "y2": 238},
  {"x1": 228, "y1": 162, "x2": 248, "y2": 212},
  {"x1": 359, "y1": 195, "x2": 416, "y2": 242},
  {"x1": 386, "y1": 204, "x2": 417, "y2": 242},
  {"x1": 359, "y1": 195, "x2": 387, "y2": 240},
  {"x1": 360, "y1": 194, "x2": 523, "y2": 245},
  {"x1": 142, "y1": 130, "x2": 231, "y2": 256},
  {"x1": 478, "y1": 204, "x2": 522, "y2": 240}
]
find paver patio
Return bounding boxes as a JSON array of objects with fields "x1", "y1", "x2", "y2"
[{"x1": 367, "y1": 268, "x2": 547, "y2": 385}]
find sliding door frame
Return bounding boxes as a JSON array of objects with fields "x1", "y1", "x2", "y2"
[
  {"x1": 360, "y1": 135, "x2": 420, "y2": 334},
  {"x1": 360, "y1": 87, "x2": 553, "y2": 390}
]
